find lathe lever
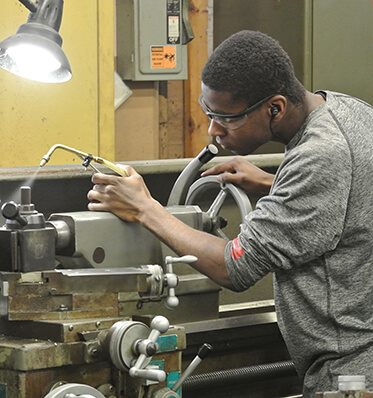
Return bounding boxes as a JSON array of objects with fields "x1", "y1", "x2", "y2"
[
  {"x1": 129, "y1": 316, "x2": 170, "y2": 381},
  {"x1": 129, "y1": 367, "x2": 166, "y2": 382},
  {"x1": 171, "y1": 343, "x2": 213, "y2": 392},
  {"x1": 152, "y1": 343, "x2": 213, "y2": 398},
  {"x1": 1, "y1": 201, "x2": 28, "y2": 226},
  {"x1": 164, "y1": 255, "x2": 198, "y2": 310},
  {"x1": 167, "y1": 144, "x2": 218, "y2": 206}
]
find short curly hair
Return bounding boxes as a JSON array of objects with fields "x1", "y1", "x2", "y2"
[{"x1": 201, "y1": 30, "x2": 305, "y2": 105}]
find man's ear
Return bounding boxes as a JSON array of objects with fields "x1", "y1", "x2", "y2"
[{"x1": 268, "y1": 95, "x2": 287, "y2": 119}]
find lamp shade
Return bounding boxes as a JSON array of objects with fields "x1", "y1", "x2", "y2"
[{"x1": 0, "y1": 0, "x2": 72, "y2": 83}]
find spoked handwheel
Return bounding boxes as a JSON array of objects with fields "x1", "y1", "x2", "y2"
[{"x1": 185, "y1": 175, "x2": 252, "y2": 240}]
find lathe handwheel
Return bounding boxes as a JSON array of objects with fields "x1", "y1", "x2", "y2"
[
  {"x1": 185, "y1": 175, "x2": 252, "y2": 239},
  {"x1": 44, "y1": 383, "x2": 105, "y2": 398},
  {"x1": 107, "y1": 320, "x2": 151, "y2": 372}
]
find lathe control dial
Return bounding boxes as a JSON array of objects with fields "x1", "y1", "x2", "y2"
[{"x1": 102, "y1": 316, "x2": 170, "y2": 382}]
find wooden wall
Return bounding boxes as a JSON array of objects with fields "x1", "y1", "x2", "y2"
[{"x1": 115, "y1": 0, "x2": 211, "y2": 162}]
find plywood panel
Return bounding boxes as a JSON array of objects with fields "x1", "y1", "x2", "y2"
[
  {"x1": 115, "y1": 81, "x2": 159, "y2": 161},
  {"x1": 0, "y1": 1, "x2": 115, "y2": 167}
]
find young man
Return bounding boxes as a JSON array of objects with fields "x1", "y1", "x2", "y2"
[{"x1": 87, "y1": 31, "x2": 373, "y2": 397}]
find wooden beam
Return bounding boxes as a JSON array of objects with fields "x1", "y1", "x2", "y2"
[
  {"x1": 159, "y1": 81, "x2": 185, "y2": 159},
  {"x1": 184, "y1": 0, "x2": 211, "y2": 157}
]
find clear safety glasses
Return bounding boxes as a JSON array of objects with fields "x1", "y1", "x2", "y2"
[{"x1": 199, "y1": 94, "x2": 275, "y2": 130}]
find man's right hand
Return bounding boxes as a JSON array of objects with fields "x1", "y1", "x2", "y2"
[{"x1": 201, "y1": 157, "x2": 274, "y2": 194}]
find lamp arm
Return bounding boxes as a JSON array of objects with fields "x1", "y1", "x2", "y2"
[{"x1": 18, "y1": 0, "x2": 38, "y2": 13}]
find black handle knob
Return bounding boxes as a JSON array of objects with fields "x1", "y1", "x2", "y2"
[
  {"x1": 198, "y1": 343, "x2": 213, "y2": 360},
  {"x1": 198, "y1": 144, "x2": 219, "y2": 164}
]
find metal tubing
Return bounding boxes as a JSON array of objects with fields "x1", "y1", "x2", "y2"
[
  {"x1": 40, "y1": 144, "x2": 128, "y2": 176},
  {"x1": 182, "y1": 360, "x2": 296, "y2": 391}
]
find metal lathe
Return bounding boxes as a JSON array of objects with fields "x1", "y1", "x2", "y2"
[{"x1": 0, "y1": 145, "x2": 300, "y2": 398}]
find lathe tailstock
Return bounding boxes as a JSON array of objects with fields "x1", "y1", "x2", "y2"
[{"x1": 0, "y1": 147, "x2": 301, "y2": 397}]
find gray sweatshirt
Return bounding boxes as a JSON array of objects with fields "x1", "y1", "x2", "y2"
[{"x1": 225, "y1": 91, "x2": 373, "y2": 397}]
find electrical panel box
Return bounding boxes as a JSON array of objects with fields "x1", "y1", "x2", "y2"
[{"x1": 116, "y1": 0, "x2": 194, "y2": 81}]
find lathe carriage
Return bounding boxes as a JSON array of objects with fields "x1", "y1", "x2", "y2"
[{"x1": 0, "y1": 146, "x2": 300, "y2": 398}]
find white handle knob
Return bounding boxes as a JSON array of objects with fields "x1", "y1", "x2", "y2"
[
  {"x1": 163, "y1": 255, "x2": 197, "y2": 310},
  {"x1": 165, "y1": 255, "x2": 198, "y2": 265},
  {"x1": 164, "y1": 272, "x2": 179, "y2": 309},
  {"x1": 129, "y1": 316, "x2": 169, "y2": 381},
  {"x1": 129, "y1": 367, "x2": 166, "y2": 382}
]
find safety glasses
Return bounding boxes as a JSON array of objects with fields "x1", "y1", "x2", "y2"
[{"x1": 199, "y1": 94, "x2": 275, "y2": 130}]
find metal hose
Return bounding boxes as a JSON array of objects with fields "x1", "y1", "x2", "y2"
[{"x1": 183, "y1": 360, "x2": 296, "y2": 391}]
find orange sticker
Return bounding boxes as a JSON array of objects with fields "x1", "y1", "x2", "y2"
[{"x1": 151, "y1": 46, "x2": 176, "y2": 69}]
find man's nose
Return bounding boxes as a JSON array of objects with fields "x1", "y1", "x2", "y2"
[{"x1": 208, "y1": 119, "x2": 226, "y2": 137}]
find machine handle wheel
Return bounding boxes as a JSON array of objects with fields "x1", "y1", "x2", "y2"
[
  {"x1": 104, "y1": 316, "x2": 169, "y2": 382},
  {"x1": 44, "y1": 383, "x2": 105, "y2": 398},
  {"x1": 185, "y1": 175, "x2": 252, "y2": 239}
]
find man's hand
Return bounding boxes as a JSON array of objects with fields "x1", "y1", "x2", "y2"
[
  {"x1": 201, "y1": 157, "x2": 274, "y2": 194},
  {"x1": 87, "y1": 165, "x2": 159, "y2": 225}
]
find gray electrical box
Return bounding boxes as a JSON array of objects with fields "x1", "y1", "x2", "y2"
[{"x1": 116, "y1": 0, "x2": 194, "y2": 81}]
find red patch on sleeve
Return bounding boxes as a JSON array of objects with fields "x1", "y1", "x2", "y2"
[{"x1": 231, "y1": 237, "x2": 244, "y2": 260}]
